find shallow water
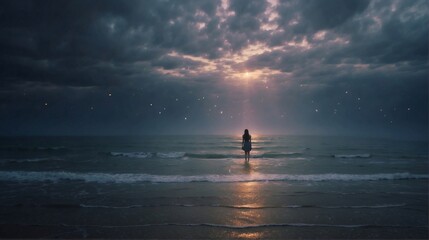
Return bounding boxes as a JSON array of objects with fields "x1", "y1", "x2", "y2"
[{"x1": 0, "y1": 135, "x2": 427, "y2": 238}]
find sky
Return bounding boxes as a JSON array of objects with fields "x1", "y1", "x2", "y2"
[{"x1": 0, "y1": 0, "x2": 428, "y2": 139}]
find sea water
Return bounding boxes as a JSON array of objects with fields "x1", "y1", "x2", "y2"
[{"x1": 0, "y1": 135, "x2": 427, "y2": 238}]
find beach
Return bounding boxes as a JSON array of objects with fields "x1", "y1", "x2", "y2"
[{"x1": 0, "y1": 135, "x2": 427, "y2": 238}]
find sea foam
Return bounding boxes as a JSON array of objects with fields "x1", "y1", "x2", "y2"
[
  {"x1": 110, "y1": 151, "x2": 301, "y2": 159},
  {"x1": 0, "y1": 171, "x2": 427, "y2": 184},
  {"x1": 110, "y1": 152, "x2": 186, "y2": 159},
  {"x1": 50, "y1": 222, "x2": 429, "y2": 230},
  {"x1": 110, "y1": 152, "x2": 153, "y2": 158},
  {"x1": 3, "y1": 158, "x2": 63, "y2": 163},
  {"x1": 334, "y1": 154, "x2": 371, "y2": 158}
]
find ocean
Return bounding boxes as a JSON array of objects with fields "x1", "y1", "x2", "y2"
[{"x1": 0, "y1": 135, "x2": 427, "y2": 239}]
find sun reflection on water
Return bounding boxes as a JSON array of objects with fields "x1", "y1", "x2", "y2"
[
  {"x1": 232, "y1": 231, "x2": 264, "y2": 239},
  {"x1": 229, "y1": 166, "x2": 267, "y2": 239}
]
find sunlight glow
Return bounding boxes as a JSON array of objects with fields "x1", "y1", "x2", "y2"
[
  {"x1": 229, "y1": 68, "x2": 283, "y2": 84},
  {"x1": 156, "y1": 43, "x2": 288, "y2": 87}
]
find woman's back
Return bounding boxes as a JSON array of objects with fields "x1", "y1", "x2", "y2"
[
  {"x1": 243, "y1": 134, "x2": 251, "y2": 142},
  {"x1": 242, "y1": 129, "x2": 252, "y2": 162}
]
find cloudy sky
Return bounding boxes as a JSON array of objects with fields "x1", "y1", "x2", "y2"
[{"x1": 0, "y1": 0, "x2": 427, "y2": 139}]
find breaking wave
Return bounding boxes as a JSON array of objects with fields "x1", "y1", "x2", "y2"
[
  {"x1": 0, "y1": 171, "x2": 427, "y2": 184},
  {"x1": 0, "y1": 146, "x2": 68, "y2": 152},
  {"x1": 13, "y1": 222, "x2": 426, "y2": 230},
  {"x1": 9, "y1": 203, "x2": 408, "y2": 210},
  {"x1": 333, "y1": 154, "x2": 371, "y2": 158},
  {"x1": 109, "y1": 151, "x2": 301, "y2": 159},
  {"x1": 109, "y1": 152, "x2": 186, "y2": 159},
  {"x1": 2, "y1": 158, "x2": 64, "y2": 163}
]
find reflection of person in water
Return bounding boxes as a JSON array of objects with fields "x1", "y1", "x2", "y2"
[{"x1": 242, "y1": 129, "x2": 252, "y2": 163}]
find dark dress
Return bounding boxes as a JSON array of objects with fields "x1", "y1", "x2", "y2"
[{"x1": 242, "y1": 135, "x2": 252, "y2": 151}]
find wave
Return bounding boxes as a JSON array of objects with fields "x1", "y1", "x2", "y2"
[
  {"x1": 110, "y1": 152, "x2": 153, "y2": 158},
  {"x1": 184, "y1": 152, "x2": 302, "y2": 159},
  {"x1": 288, "y1": 190, "x2": 428, "y2": 196},
  {"x1": 260, "y1": 152, "x2": 302, "y2": 158},
  {"x1": 109, "y1": 151, "x2": 301, "y2": 159},
  {"x1": 333, "y1": 154, "x2": 371, "y2": 158},
  {"x1": 0, "y1": 146, "x2": 68, "y2": 152},
  {"x1": 157, "y1": 152, "x2": 186, "y2": 158},
  {"x1": 2, "y1": 158, "x2": 64, "y2": 163},
  {"x1": 36, "y1": 146, "x2": 66, "y2": 150},
  {"x1": 185, "y1": 153, "x2": 236, "y2": 159},
  {"x1": 0, "y1": 171, "x2": 427, "y2": 184},
  {"x1": 55, "y1": 203, "x2": 410, "y2": 210},
  {"x1": 10, "y1": 203, "x2": 408, "y2": 210},
  {"x1": 110, "y1": 151, "x2": 186, "y2": 159},
  {"x1": 14, "y1": 222, "x2": 426, "y2": 230}
]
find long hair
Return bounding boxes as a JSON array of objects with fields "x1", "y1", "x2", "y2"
[{"x1": 243, "y1": 129, "x2": 251, "y2": 141}]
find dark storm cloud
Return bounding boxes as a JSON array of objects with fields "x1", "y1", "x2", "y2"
[
  {"x1": 228, "y1": 0, "x2": 268, "y2": 31},
  {"x1": 274, "y1": 0, "x2": 370, "y2": 41},
  {"x1": 1, "y1": 0, "x2": 145, "y2": 87},
  {"x1": 247, "y1": 0, "x2": 428, "y2": 71},
  {"x1": 152, "y1": 55, "x2": 202, "y2": 70},
  {"x1": 300, "y1": 0, "x2": 370, "y2": 31},
  {"x1": 224, "y1": 0, "x2": 272, "y2": 52},
  {"x1": 0, "y1": 0, "x2": 427, "y2": 139},
  {"x1": 0, "y1": 0, "x2": 224, "y2": 89}
]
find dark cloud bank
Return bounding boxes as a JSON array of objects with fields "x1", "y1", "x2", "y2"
[{"x1": 0, "y1": 0, "x2": 427, "y2": 140}]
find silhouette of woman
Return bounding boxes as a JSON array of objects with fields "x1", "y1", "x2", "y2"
[{"x1": 242, "y1": 129, "x2": 252, "y2": 163}]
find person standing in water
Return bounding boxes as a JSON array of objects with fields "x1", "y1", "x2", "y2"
[{"x1": 242, "y1": 129, "x2": 252, "y2": 163}]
